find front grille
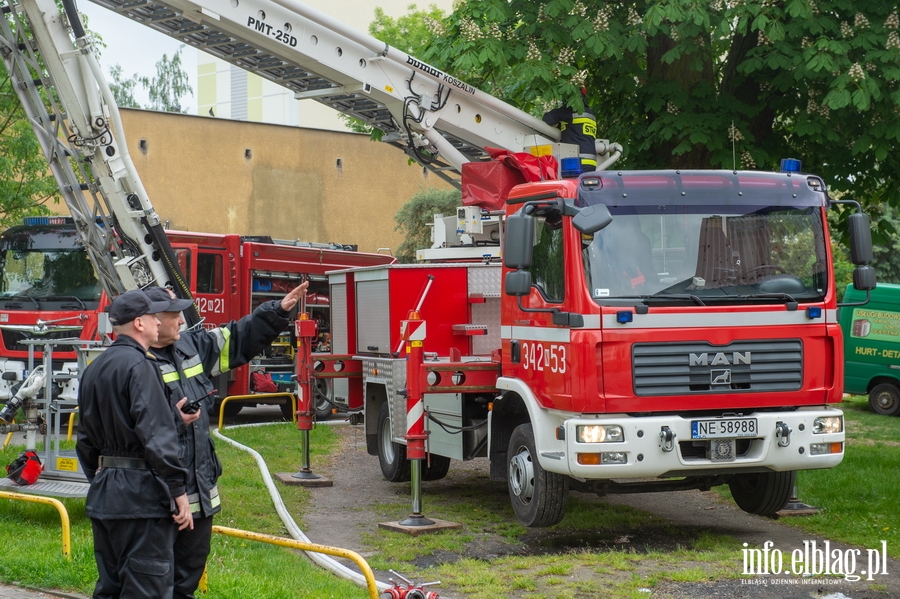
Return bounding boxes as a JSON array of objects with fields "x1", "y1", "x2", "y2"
[
  {"x1": 0, "y1": 329, "x2": 83, "y2": 353},
  {"x1": 633, "y1": 340, "x2": 802, "y2": 396}
]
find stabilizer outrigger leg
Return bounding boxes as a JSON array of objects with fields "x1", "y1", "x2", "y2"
[
  {"x1": 380, "y1": 310, "x2": 459, "y2": 535},
  {"x1": 276, "y1": 312, "x2": 333, "y2": 488}
]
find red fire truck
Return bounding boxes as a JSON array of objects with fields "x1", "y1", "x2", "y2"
[
  {"x1": 0, "y1": 217, "x2": 393, "y2": 417},
  {"x1": 313, "y1": 166, "x2": 875, "y2": 526}
]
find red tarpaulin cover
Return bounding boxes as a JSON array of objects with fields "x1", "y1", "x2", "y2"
[{"x1": 461, "y1": 147, "x2": 558, "y2": 211}]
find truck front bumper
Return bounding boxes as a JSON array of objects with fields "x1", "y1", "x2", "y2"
[{"x1": 542, "y1": 408, "x2": 844, "y2": 479}]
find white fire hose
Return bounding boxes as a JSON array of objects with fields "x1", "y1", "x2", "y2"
[{"x1": 213, "y1": 421, "x2": 392, "y2": 593}]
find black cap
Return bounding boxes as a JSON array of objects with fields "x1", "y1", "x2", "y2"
[
  {"x1": 108, "y1": 290, "x2": 171, "y2": 325},
  {"x1": 145, "y1": 287, "x2": 195, "y2": 312}
]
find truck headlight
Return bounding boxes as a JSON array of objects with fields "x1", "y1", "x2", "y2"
[
  {"x1": 576, "y1": 425, "x2": 624, "y2": 443},
  {"x1": 812, "y1": 416, "x2": 842, "y2": 434}
]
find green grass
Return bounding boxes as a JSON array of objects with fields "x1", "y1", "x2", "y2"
[
  {"x1": 359, "y1": 469, "x2": 739, "y2": 598},
  {"x1": 775, "y1": 395, "x2": 900, "y2": 556},
  {"x1": 359, "y1": 394, "x2": 900, "y2": 598},
  {"x1": 3, "y1": 396, "x2": 899, "y2": 598},
  {"x1": 714, "y1": 394, "x2": 900, "y2": 558},
  {"x1": 0, "y1": 423, "x2": 370, "y2": 598}
]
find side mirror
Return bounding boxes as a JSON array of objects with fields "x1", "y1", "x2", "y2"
[
  {"x1": 848, "y1": 212, "x2": 873, "y2": 265},
  {"x1": 572, "y1": 204, "x2": 613, "y2": 235},
  {"x1": 853, "y1": 265, "x2": 876, "y2": 291},
  {"x1": 504, "y1": 212, "x2": 535, "y2": 270},
  {"x1": 505, "y1": 270, "x2": 532, "y2": 296}
]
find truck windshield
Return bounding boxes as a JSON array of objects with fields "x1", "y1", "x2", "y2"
[
  {"x1": 581, "y1": 205, "x2": 828, "y2": 304},
  {"x1": 0, "y1": 227, "x2": 101, "y2": 305},
  {"x1": 577, "y1": 171, "x2": 830, "y2": 305}
]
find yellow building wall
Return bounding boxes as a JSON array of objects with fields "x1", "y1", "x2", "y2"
[{"x1": 64, "y1": 109, "x2": 451, "y2": 253}]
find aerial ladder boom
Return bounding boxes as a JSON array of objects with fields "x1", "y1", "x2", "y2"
[
  {"x1": 88, "y1": 0, "x2": 583, "y2": 183},
  {"x1": 0, "y1": 0, "x2": 200, "y2": 324}
]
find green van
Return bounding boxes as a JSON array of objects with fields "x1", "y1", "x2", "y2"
[{"x1": 840, "y1": 283, "x2": 900, "y2": 415}]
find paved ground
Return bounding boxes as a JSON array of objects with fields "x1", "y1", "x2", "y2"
[{"x1": 0, "y1": 585, "x2": 86, "y2": 599}]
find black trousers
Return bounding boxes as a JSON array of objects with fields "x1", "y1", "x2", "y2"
[
  {"x1": 173, "y1": 514, "x2": 214, "y2": 599},
  {"x1": 91, "y1": 517, "x2": 177, "y2": 599}
]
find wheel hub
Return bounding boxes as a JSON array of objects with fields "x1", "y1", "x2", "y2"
[
  {"x1": 509, "y1": 446, "x2": 535, "y2": 504},
  {"x1": 875, "y1": 392, "x2": 896, "y2": 410}
]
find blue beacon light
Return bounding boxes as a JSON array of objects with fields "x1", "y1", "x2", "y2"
[{"x1": 780, "y1": 158, "x2": 802, "y2": 173}]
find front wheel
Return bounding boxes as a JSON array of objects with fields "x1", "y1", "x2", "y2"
[
  {"x1": 507, "y1": 423, "x2": 568, "y2": 527},
  {"x1": 869, "y1": 383, "x2": 900, "y2": 416},
  {"x1": 729, "y1": 471, "x2": 795, "y2": 516},
  {"x1": 377, "y1": 402, "x2": 410, "y2": 482}
]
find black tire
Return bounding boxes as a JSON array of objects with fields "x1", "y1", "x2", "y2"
[
  {"x1": 377, "y1": 402, "x2": 410, "y2": 482},
  {"x1": 729, "y1": 470, "x2": 795, "y2": 516},
  {"x1": 279, "y1": 397, "x2": 295, "y2": 421},
  {"x1": 507, "y1": 423, "x2": 568, "y2": 527},
  {"x1": 314, "y1": 379, "x2": 333, "y2": 421},
  {"x1": 868, "y1": 383, "x2": 900, "y2": 416},
  {"x1": 222, "y1": 401, "x2": 243, "y2": 417},
  {"x1": 422, "y1": 454, "x2": 452, "y2": 481}
]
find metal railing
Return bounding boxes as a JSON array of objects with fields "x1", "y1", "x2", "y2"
[
  {"x1": 209, "y1": 525, "x2": 379, "y2": 599},
  {"x1": 0, "y1": 490, "x2": 71, "y2": 558}
]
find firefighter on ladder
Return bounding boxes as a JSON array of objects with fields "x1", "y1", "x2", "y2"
[{"x1": 541, "y1": 86, "x2": 598, "y2": 171}]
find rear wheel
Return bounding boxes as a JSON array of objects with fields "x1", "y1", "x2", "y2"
[
  {"x1": 314, "y1": 379, "x2": 333, "y2": 421},
  {"x1": 507, "y1": 423, "x2": 567, "y2": 527},
  {"x1": 422, "y1": 455, "x2": 451, "y2": 481},
  {"x1": 868, "y1": 383, "x2": 900, "y2": 416},
  {"x1": 377, "y1": 402, "x2": 410, "y2": 482},
  {"x1": 729, "y1": 471, "x2": 795, "y2": 516}
]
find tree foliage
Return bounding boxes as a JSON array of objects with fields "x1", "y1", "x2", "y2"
[
  {"x1": 394, "y1": 187, "x2": 461, "y2": 262},
  {"x1": 420, "y1": 0, "x2": 900, "y2": 215},
  {"x1": 140, "y1": 45, "x2": 192, "y2": 113},
  {"x1": 0, "y1": 76, "x2": 56, "y2": 227},
  {"x1": 108, "y1": 46, "x2": 192, "y2": 113},
  {"x1": 371, "y1": 4, "x2": 448, "y2": 54},
  {"x1": 108, "y1": 64, "x2": 141, "y2": 109},
  {"x1": 340, "y1": 4, "x2": 450, "y2": 134}
]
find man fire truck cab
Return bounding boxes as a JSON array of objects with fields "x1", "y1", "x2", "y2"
[{"x1": 0, "y1": 0, "x2": 874, "y2": 525}]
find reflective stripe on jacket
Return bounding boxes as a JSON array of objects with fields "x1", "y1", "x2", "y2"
[{"x1": 150, "y1": 300, "x2": 290, "y2": 516}]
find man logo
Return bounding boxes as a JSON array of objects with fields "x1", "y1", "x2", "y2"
[
  {"x1": 711, "y1": 369, "x2": 732, "y2": 385},
  {"x1": 689, "y1": 352, "x2": 751, "y2": 366}
]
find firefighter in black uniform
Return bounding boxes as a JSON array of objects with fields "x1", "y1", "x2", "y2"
[
  {"x1": 542, "y1": 87, "x2": 598, "y2": 171},
  {"x1": 144, "y1": 282, "x2": 308, "y2": 599},
  {"x1": 76, "y1": 289, "x2": 194, "y2": 599}
]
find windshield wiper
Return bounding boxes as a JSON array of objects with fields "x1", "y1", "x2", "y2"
[
  {"x1": 651, "y1": 293, "x2": 707, "y2": 306},
  {"x1": 4, "y1": 295, "x2": 40, "y2": 308},
  {"x1": 35, "y1": 295, "x2": 86, "y2": 309},
  {"x1": 617, "y1": 294, "x2": 707, "y2": 306},
  {"x1": 738, "y1": 293, "x2": 802, "y2": 310},
  {"x1": 736, "y1": 292, "x2": 798, "y2": 304}
]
